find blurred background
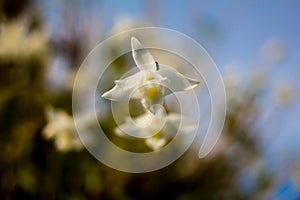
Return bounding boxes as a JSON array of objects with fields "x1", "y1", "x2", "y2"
[{"x1": 0, "y1": 0, "x2": 300, "y2": 199}]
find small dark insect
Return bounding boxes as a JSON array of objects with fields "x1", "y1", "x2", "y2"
[{"x1": 155, "y1": 61, "x2": 159, "y2": 70}]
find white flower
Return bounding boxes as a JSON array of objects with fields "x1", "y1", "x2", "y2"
[
  {"x1": 102, "y1": 37, "x2": 200, "y2": 112},
  {"x1": 42, "y1": 105, "x2": 83, "y2": 152},
  {"x1": 274, "y1": 83, "x2": 294, "y2": 106},
  {"x1": 114, "y1": 108, "x2": 196, "y2": 150},
  {"x1": 0, "y1": 20, "x2": 48, "y2": 61},
  {"x1": 261, "y1": 38, "x2": 285, "y2": 64}
]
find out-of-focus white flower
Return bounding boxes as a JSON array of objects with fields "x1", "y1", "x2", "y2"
[
  {"x1": 102, "y1": 37, "x2": 200, "y2": 112},
  {"x1": 261, "y1": 38, "x2": 285, "y2": 64},
  {"x1": 114, "y1": 108, "x2": 196, "y2": 150},
  {"x1": 42, "y1": 105, "x2": 83, "y2": 152},
  {"x1": 108, "y1": 16, "x2": 150, "y2": 45},
  {"x1": 274, "y1": 83, "x2": 294, "y2": 106},
  {"x1": 109, "y1": 16, "x2": 138, "y2": 35},
  {"x1": 0, "y1": 20, "x2": 48, "y2": 61}
]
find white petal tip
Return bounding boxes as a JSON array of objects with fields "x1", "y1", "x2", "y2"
[
  {"x1": 146, "y1": 138, "x2": 167, "y2": 151},
  {"x1": 101, "y1": 91, "x2": 112, "y2": 100},
  {"x1": 114, "y1": 80, "x2": 122, "y2": 84},
  {"x1": 185, "y1": 79, "x2": 200, "y2": 90},
  {"x1": 114, "y1": 127, "x2": 126, "y2": 137},
  {"x1": 131, "y1": 37, "x2": 142, "y2": 50},
  {"x1": 131, "y1": 36, "x2": 137, "y2": 42}
]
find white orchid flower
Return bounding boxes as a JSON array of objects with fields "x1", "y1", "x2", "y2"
[
  {"x1": 114, "y1": 108, "x2": 197, "y2": 151},
  {"x1": 102, "y1": 37, "x2": 200, "y2": 112}
]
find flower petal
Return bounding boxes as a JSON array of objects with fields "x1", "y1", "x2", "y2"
[
  {"x1": 162, "y1": 113, "x2": 197, "y2": 138},
  {"x1": 131, "y1": 37, "x2": 156, "y2": 71},
  {"x1": 114, "y1": 112, "x2": 154, "y2": 138},
  {"x1": 158, "y1": 67, "x2": 200, "y2": 95},
  {"x1": 167, "y1": 113, "x2": 197, "y2": 133},
  {"x1": 102, "y1": 71, "x2": 145, "y2": 101},
  {"x1": 145, "y1": 138, "x2": 167, "y2": 150}
]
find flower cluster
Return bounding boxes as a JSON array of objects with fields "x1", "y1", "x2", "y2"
[
  {"x1": 0, "y1": 20, "x2": 48, "y2": 62},
  {"x1": 102, "y1": 37, "x2": 200, "y2": 150}
]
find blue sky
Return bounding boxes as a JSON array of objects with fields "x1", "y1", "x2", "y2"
[
  {"x1": 42, "y1": 0, "x2": 300, "y2": 71},
  {"x1": 97, "y1": 0, "x2": 300, "y2": 69}
]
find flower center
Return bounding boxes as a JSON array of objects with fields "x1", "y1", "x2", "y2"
[
  {"x1": 145, "y1": 72, "x2": 155, "y2": 80},
  {"x1": 152, "y1": 129, "x2": 163, "y2": 138},
  {"x1": 145, "y1": 86, "x2": 160, "y2": 100}
]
